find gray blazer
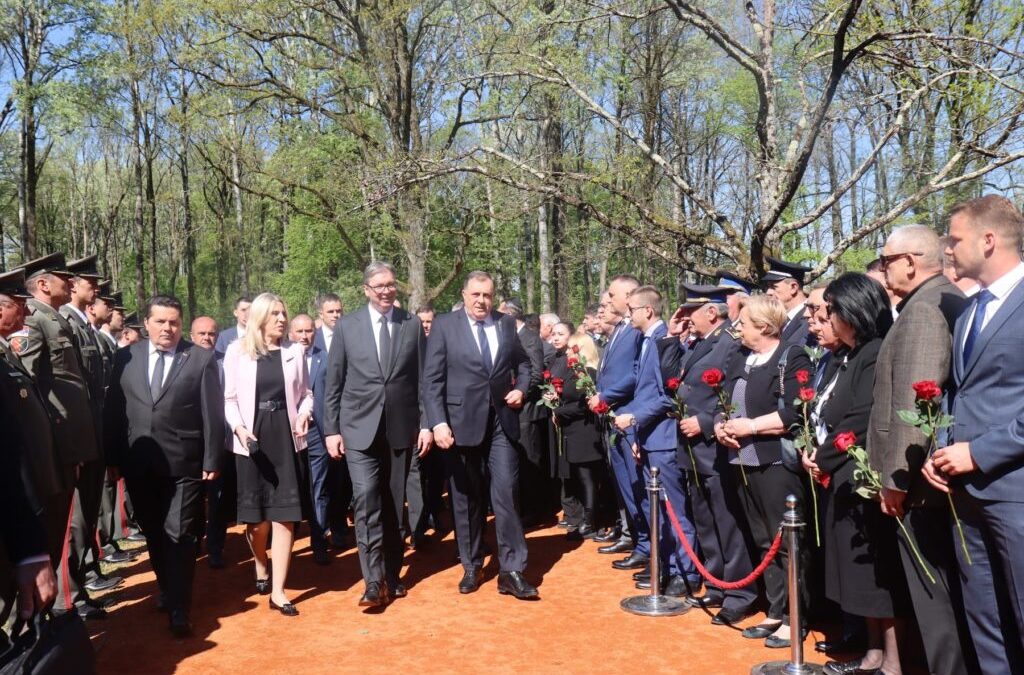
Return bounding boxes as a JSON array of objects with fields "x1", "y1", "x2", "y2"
[
  {"x1": 322, "y1": 305, "x2": 424, "y2": 451},
  {"x1": 866, "y1": 274, "x2": 966, "y2": 504}
]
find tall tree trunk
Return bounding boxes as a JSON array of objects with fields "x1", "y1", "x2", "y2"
[
  {"x1": 18, "y1": 98, "x2": 38, "y2": 258},
  {"x1": 179, "y1": 81, "x2": 196, "y2": 317},
  {"x1": 229, "y1": 112, "x2": 250, "y2": 295},
  {"x1": 131, "y1": 91, "x2": 146, "y2": 308}
]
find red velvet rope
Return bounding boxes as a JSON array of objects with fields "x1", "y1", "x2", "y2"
[{"x1": 663, "y1": 495, "x2": 783, "y2": 590}]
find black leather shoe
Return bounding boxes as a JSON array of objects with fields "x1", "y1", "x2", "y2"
[
  {"x1": 458, "y1": 567, "x2": 483, "y2": 594},
  {"x1": 269, "y1": 598, "x2": 299, "y2": 616},
  {"x1": 711, "y1": 606, "x2": 755, "y2": 626},
  {"x1": 85, "y1": 574, "x2": 124, "y2": 592},
  {"x1": 359, "y1": 581, "x2": 389, "y2": 607},
  {"x1": 687, "y1": 594, "x2": 724, "y2": 609},
  {"x1": 612, "y1": 552, "x2": 649, "y2": 570},
  {"x1": 76, "y1": 604, "x2": 108, "y2": 620},
  {"x1": 742, "y1": 622, "x2": 782, "y2": 639},
  {"x1": 556, "y1": 519, "x2": 569, "y2": 529},
  {"x1": 598, "y1": 539, "x2": 633, "y2": 555},
  {"x1": 102, "y1": 550, "x2": 137, "y2": 565},
  {"x1": 662, "y1": 575, "x2": 692, "y2": 598},
  {"x1": 169, "y1": 609, "x2": 192, "y2": 637},
  {"x1": 632, "y1": 569, "x2": 651, "y2": 582},
  {"x1": 824, "y1": 659, "x2": 878, "y2": 675},
  {"x1": 313, "y1": 549, "x2": 330, "y2": 566},
  {"x1": 765, "y1": 628, "x2": 809, "y2": 649},
  {"x1": 126, "y1": 532, "x2": 147, "y2": 543},
  {"x1": 593, "y1": 528, "x2": 621, "y2": 543},
  {"x1": 816, "y1": 636, "x2": 867, "y2": 654},
  {"x1": 497, "y1": 571, "x2": 539, "y2": 600},
  {"x1": 390, "y1": 581, "x2": 408, "y2": 599}
]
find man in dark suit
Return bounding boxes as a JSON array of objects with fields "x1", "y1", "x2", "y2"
[
  {"x1": 868, "y1": 225, "x2": 974, "y2": 675},
  {"x1": 762, "y1": 256, "x2": 814, "y2": 347},
  {"x1": 105, "y1": 295, "x2": 225, "y2": 637},
  {"x1": 589, "y1": 275, "x2": 648, "y2": 569},
  {"x1": 924, "y1": 195, "x2": 1024, "y2": 673},
  {"x1": 290, "y1": 314, "x2": 349, "y2": 564},
  {"x1": 323, "y1": 262, "x2": 430, "y2": 606},
  {"x1": 213, "y1": 295, "x2": 251, "y2": 355},
  {"x1": 312, "y1": 293, "x2": 344, "y2": 355},
  {"x1": 422, "y1": 270, "x2": 538, "y2": 599}
]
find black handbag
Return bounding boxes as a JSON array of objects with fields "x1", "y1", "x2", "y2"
[{"x1": 0, "y1": 611, "x2": 96, "y2": 675}]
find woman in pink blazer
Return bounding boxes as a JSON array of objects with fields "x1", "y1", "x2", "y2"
[{"x1": 224, "y1": 292, "x2": 313, "y2": 617}]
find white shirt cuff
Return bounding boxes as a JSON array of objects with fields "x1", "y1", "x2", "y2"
[{"x1": 17, "y1": 553, "x2": 51, "y2": 567}]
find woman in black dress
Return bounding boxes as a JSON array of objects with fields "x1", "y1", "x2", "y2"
[
  {"x1": 546, "y1": 327, "x2": 605, "y2": 541},
  {"x1": 803, "y1": 273, "x2": 905, "y2": 675},
  {"x1": 224, "y1": 293, "x2": 313, "y2": 617}
]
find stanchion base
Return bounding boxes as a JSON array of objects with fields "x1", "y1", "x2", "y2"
[
  {"x1": 750, "y1": 661, "x2": 825, "y2": 675},
  {"x1": 620, "y1": 594, "x2": 690, "y2": 616}
]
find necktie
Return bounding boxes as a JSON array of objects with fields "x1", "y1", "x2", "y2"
[
  {"x1": 476, "y1": 321, "x2": 493, "y2": 373},
  {"x1": 151, "y1": 350, "x2": 166, "y2": 401},
  {"x1": 963, "y1": 289, "x2": 995, "y2": 364},
  {"x1": 378, "y1": 315, "x2": 391, "y2": 371}
]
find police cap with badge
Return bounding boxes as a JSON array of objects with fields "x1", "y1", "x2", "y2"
[{"x1": 760, "y1": 256, "x2": 811, "y2": 286}]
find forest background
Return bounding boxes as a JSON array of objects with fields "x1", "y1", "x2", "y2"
[{"x1": 2, "y1": 0, "x2": 1023, "y2": 323}]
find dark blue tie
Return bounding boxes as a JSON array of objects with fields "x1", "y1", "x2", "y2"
[
  {"x1": 962, "y1": 289, "x2": 995, "y2": 364},
  {"x1": 476, "y1": 321, "x2": 493, "y2": 373},
  {"x1": 812, "y1": 351, "x2": 831, "y2": 389}
]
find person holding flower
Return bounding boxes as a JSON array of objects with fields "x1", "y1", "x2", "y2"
[
  {"x1": 801, "y1": 272, "x2": 905, "y2": 675},
  {"x1": 546, "y1": 329, "x2": 606, "y2": 541},
  {"x1": 713, "y1": 294, "x2": 812, "y2": 648},
  {"x1": 865, "y1": 225, "x2": 975, "y2": 675}
]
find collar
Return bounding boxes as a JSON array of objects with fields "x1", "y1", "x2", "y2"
[
  {"x1": 894, "y1": 272, "x2": 943, "y2": 313},
  {"x1": 63, "y1": 303, "x2": 89, "y2": 324},
  {"x1": 981, "y1": 261, "x2": 1024, "y2": 300},
  {"x1": 643, "y1": 320, "x2": 664, "y2": 339},
  {"x1": 148, "y1": 340, "x2": 179, "y2": 356},
  {"x1": 367, "y1": 304, "x2": 395, "y2": 324},
  {"x1": 465, "y1": 309, "x2": 495, "y2": 327},
  {"x1": 786, "y1": 302, "x2": 805, "y2": 321},
  {"x1": 236, "y1": 324, "x2": 246, "y2": 335}
]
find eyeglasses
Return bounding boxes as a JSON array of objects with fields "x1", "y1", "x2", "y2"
[
  {"x1": 878, "y1": 252, "x2": 924, "y2": 269},
  {"x1": 366, "y1": 283, "x2": 397, "y2": 294},
  {"x1": 626, "y1": 304, "x2": 650, "y2": 314},
  {"x1": 805, "y1": 303, "x2": 821, "y2": 314}
]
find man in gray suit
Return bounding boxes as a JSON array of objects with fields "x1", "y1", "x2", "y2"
[
  {"x1": 867, "y1": 225, "x2": 975, "y2": 675},
  {"x1": 924, "y1": 195, "x2": 1024, "y2": 673},
  {"x1": 323, "y1": 261, "x2": 431, "y2": 607}
]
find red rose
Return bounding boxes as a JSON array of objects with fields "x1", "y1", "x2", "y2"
[
  {"x1": 701, "y1": 368, "x2": 724, "y2": 387},
  {"x1": 571, "y1": 344, "x2": 580, "y2": 354},
  {"x1": 567, "y1": 356, "x2": 579, "y2": 367},
  {"x1": 912, "y1": 380, "x2": 942, "y2": 401},
  {"x1": 795, "y1": 369, "x2": 811, "y2": 385},
  {"x1": 817, "y1": 473, "x2": 831, "y2": 489},
  {"x1": 798, "y1": 387, "x2": 816, "y2": 402},
  {"x1": 833, "y1": 431, "x2": 858, "y2": 453},
  {"x1": 542, "y1": 370, "x2": 552, "y2": 380},
  {"x1": 666, "y1": 377, "x2": 681, "y2": 392},
  {"x1": 552, "y1": 377, "x2": 564, "y2": 394},
  {"x1": 593, "y1": 400, "x2": 610, "y2": 414}
]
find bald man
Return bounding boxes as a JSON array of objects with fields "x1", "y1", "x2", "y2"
[{"x1": 190, "y1": 317, "x2": 218, "y2": 351}]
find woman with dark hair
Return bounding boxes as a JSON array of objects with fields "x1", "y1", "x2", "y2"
[{"x1": 802, "y1": 272, "x2": 905, "y2": 675}]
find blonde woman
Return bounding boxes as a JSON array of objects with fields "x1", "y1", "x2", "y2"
[{"x1": 224, "y1": 293, "x2": 313, "y2": 617}]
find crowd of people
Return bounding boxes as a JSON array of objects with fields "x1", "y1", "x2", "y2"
[{"x1": 1, "y1": 194, "x2": 1023, "y2": 675}]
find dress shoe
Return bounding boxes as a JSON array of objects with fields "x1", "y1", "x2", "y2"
[
  {"x1": 70, "y1": 604, "x2": 107, "y2": 620},
  {"x1": 598, "y1": 539, "x2": 633, "y2": 555},
  {"x1": 389, "y1": 581, "x2": 408, "y2": 599},
  {"x1": 313, "y1": 549, "x2": 330, "y2": 566},
  {"x1": 255, "y1": 578, "x2": 271, "y2": 595},
  {"x1": 89, "y1": 596, "x2": 117, "y2": 610},
  {"x1": 687, "y1": 594, "x2": 724, "y2": 609},
  {"x1": 662, "y1": 576, "x2": 693, "y2": 598},
  {"x1": 593, "y1": 528, "x2": 621, "y2": 543},
  {"x1": 816, "y1": 636, "x2": 867, "y2": 654},
  {"x1": 269, "y1": 598, "x2": 299, "y2": 616},
  {"x1": 85, "y1": 574, "x2": 124, "y2": 593},
  {"x1": 207, "y1": 552, "x2": 225, "y2": 569},
  {"x1": 169, "y1": 609, "x2": 192, "y2": 637},
  {"x1": 741, "y1": 622, "x2": 783, "y2": 639},
  {"x1": 632, "y1": 569, "x2": 651, "y2": 582},
  {"x1": 126, "y1": 532, "x2": 147, "y2": 543},
  {"x1": 611, "y1": 552, "x2": 649, "y2": 570},
  {"x1": 824, "y1": 659, "x2": 878, "y2": 675},
  {"x1": 358, "y1": 581, "x2": 389, "y2": 608},
  {"x1": 497, "y1": 571, "x2": 539, "y2": 600},
  {"x1": 102, "y1": 549, "x2": 137, "y2": 565},
  {"x1": 711, "y1": 606, "x2": 755, "y2": 626},
  {"x1": 556, "y1": 519, "x2": 569, "y2": 529},
  {"x1": 458, "y1": 567, "x2": 483, "y2": 594},
  {"x1": 765, "y1": 627, "x2": 809, "y2": 649}
]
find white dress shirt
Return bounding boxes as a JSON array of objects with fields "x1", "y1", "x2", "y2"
[
  {"x1": 63, "y1": 303, "x2": 89, "y2": 325},
  {"x1": 148, "y1": 340, "x2": 176, "y2": 388},
  {"x1": 640, "y1": 320, "x2": 664, "y2": 359},
  {"x1": 960, "y1": 261, "x2": 1024, "y2": 351},
  {"x1": 467, "y1": 311, "x2": 499, "y2": 364},
  {"x1": 368, "y1": 304, "x2": 395, "y2": 362},
  {"x1": 321, "y1": 325, "x2": 333, "y2": 353},
  {"x1": 786, "y1": 303, "x2": 806, "y2": 322}
]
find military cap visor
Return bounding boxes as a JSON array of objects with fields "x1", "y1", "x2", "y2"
[
  {"x1": 715, "y1": 270, "x2": 754, "y2": 294},
  {"x1": 0, "y1": 269, "x2": 31, "y2": 298},
  {"x1": 66, "y1": 254, "x2": 103, "y2": 279},
  {"x1": 22, "y1": 252, "x2": 70, "y2": 280},
  {"x1": 760, "y1": 256, "x2": 811, "y2": 285},
  {"x1": 679, "y1": 283, "x2": 733, "y2": 309}
]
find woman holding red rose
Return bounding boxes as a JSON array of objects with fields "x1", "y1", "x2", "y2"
[
  {"x1": 545, "y1": 327, "x2": 606, "y2": 540},
  {"x1": 712, "y1": 294, "x2": 812, "y2": 648},
  {"x1": 802, "y1": 273, "x2": 906, "y2": 675}
]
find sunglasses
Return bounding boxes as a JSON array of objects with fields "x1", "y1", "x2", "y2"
[{"x1": 878, "y1": 251, "x2": 923, "y2": 269}]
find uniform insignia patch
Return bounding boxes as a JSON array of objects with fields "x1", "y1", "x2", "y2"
[
  {"x1": 10, "y1": 336, "x2": 27, "y2": 354},
  {"x1": 19, "y1": 388, "x2": 28, "y2": 399}
]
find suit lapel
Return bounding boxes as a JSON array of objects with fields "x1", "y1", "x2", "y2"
[
  {"x1": 962, "y1": 281, "x2": 1024, "y2": 379},
  {"x1": 155, "y1": 342, "x2": 190, "y2": 404},
  {"x1": 383, "y1": 310, "x2": 406, "y2": 380},
  {"x1": 491, "y1": 312, "x2": 507, "y2": 369}
]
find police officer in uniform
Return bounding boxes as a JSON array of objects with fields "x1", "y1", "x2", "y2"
[
  {"x1": 0, "y1": 270, "x2": 65, "y2": 626},
  {"x1": 761, "y1": 256, "x2": 815, "y2": 347},
  {"x1": 15, "y1": 253, "x2": 107, "y2": 619}
]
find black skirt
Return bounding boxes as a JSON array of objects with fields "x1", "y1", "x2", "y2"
[
  {"x1": 235, "y1": 350, "x2": 310, "y2": 524},
  {"x1": 824, "y1": 460, "x2": 908, "y2": 618}
]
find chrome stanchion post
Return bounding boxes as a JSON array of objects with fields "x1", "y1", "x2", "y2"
[
  {"x1": 620, "y1": 466, "x2": 689, "y2": 617},
  {"x1": 751, "y1": 495, "x2": 823, "y2": 675}
]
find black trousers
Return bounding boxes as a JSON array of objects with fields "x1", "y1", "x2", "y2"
[
  {"x1": 125, "y1": 472, "x2": 204, "y2": 614},
  {"x1": 737, "y1": 463, "x2": 808, "y2": 624},
  {"x1": 446, "y1": 412, "x2": 528, "y2": 572},
  {"x1": 346, "y1": 419, "x2": 409, "y2": 586},
  {"x1": 568, "y1": 461, "x2": 602, "y2": 520},
  {"x1": 690, "y1": 468, "x2": 758, "y2": 612},
  {"x1": 406, "y1": 448, "x2": 447, "y2": 539}
]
